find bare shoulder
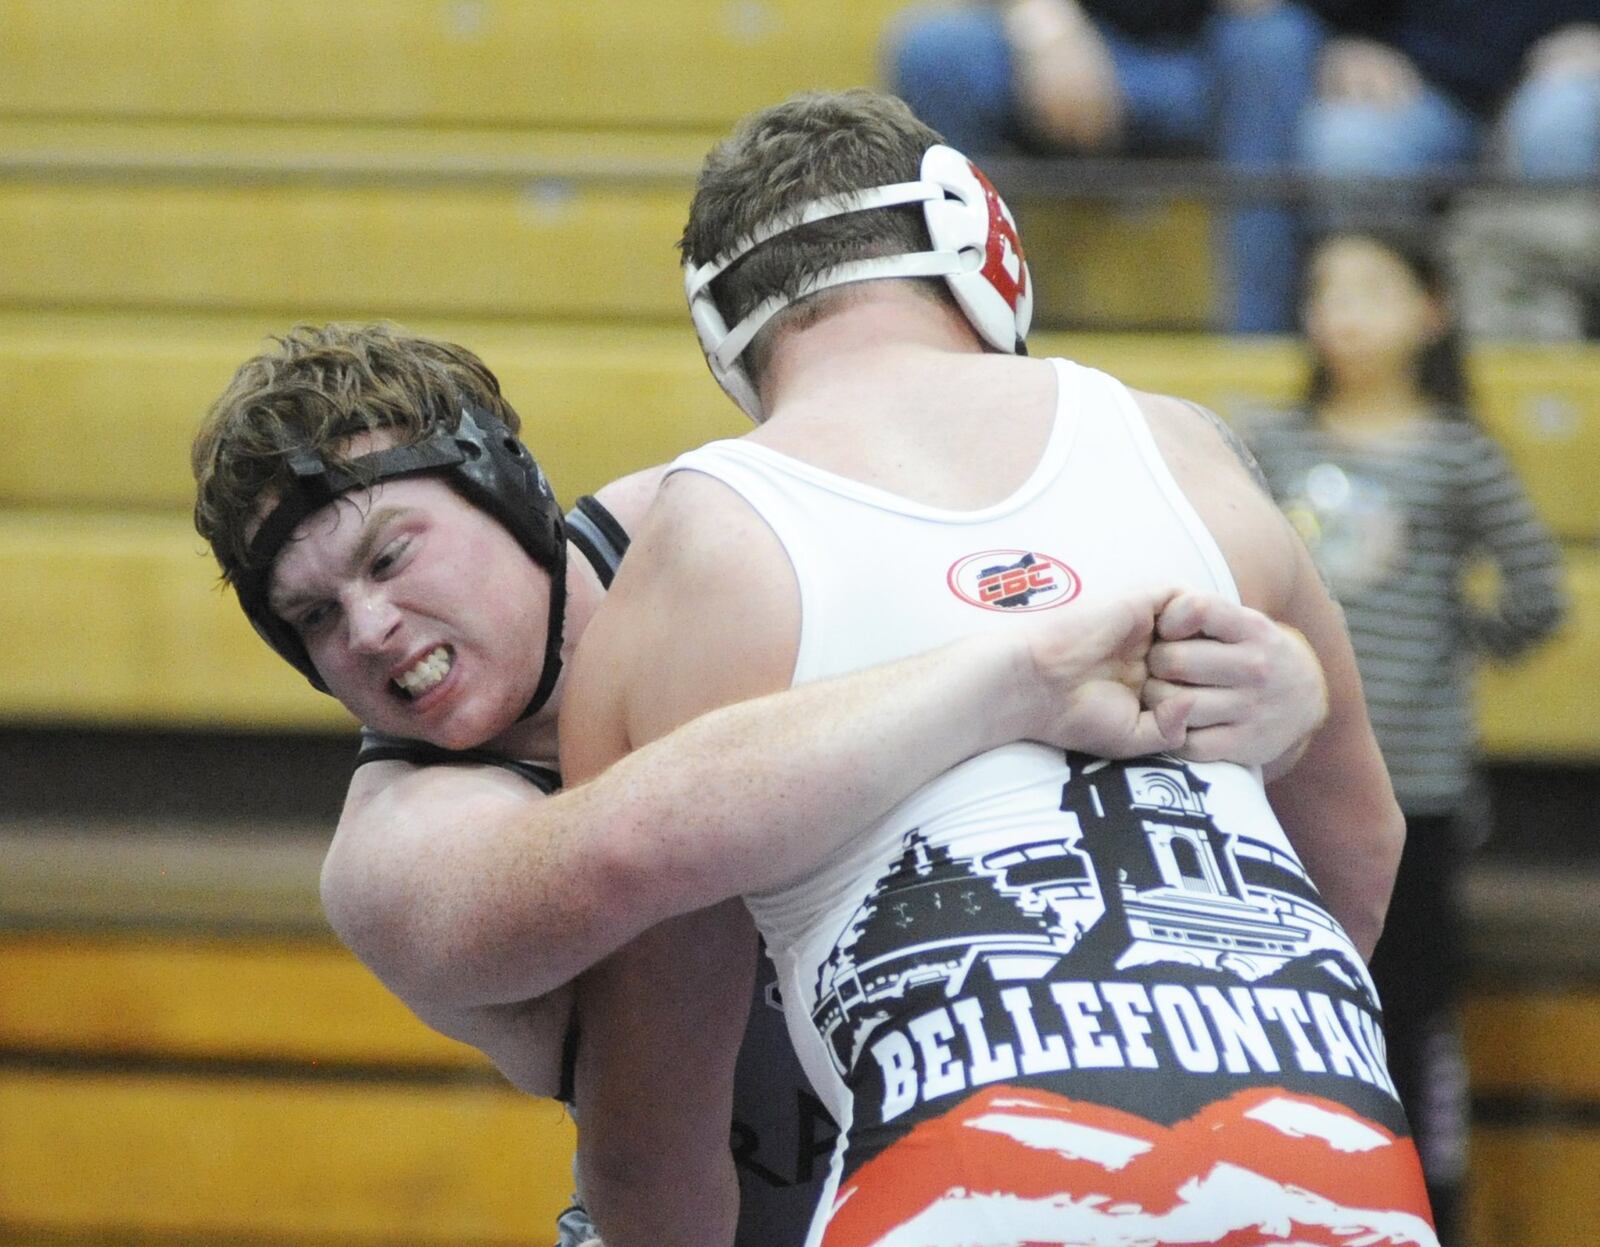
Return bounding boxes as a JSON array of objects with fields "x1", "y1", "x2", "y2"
[
  {"x1": 1128, "y1": 389, "x2": 1298, "y2": 614},
  {"x1": 1131, "y1": 390, "x2": 1273, "y2": 490},
  {"x1": 589, "y1": 463, "x2": 670, "y2": 535},
  {"x1": 564, "y1": 464, "x2": 799, "y2": 758},
  {"x1": 623, "y1": 467, "x2": 783, "y2": 588}
]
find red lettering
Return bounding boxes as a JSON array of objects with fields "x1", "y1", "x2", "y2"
[{"x1": 970, "y1": 162, "x2": 1027, "y2": 309}]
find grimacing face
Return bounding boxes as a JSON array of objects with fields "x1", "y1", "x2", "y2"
[
  {"x1": 1302, "y1": 236, "x2": 1443, "y2": 398},
  {"x1": 263, "y1": 466, "x2": 553, "y2": 752}
]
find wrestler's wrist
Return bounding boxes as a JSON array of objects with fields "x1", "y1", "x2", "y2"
[{"x1": 962, "y1": 629, "x2": 1047, "y2": 748}]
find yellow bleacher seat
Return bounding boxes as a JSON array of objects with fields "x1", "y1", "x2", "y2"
[
  {"x1": 2, "y1": 1071, "x2": 575, "y2": 1242},
  {"x1": 9, "y1": 316, "x2": 1589, "y2": 522},
  {"x1": 6, "y1": 932, "x2": 1597, "y2": 1244},
  {"x1": 1468, "y1": 344, "x2": 1600, "y2": 543},
  {"x1": 0, "y1": 930, "x2": 577, "y2": 1242},
  {"x1": 1021, "y1": 200, "x2": 1215, "y2": 330},
  {"x1": 0, "y1": 175, "x2": 695, "y2": 322},
  {"x1": 1475, "y1": 549, "x2": 1600, "y2": 760},
  {"x1": 10, "y1": 506, "x2": 1592, "y2": 745},
  {"x1": 0, "y1": 181, "x2": 1221, "y2": 332},
  {"x1": 0, "y1": 312, "x2": 739, "y2": 510},
  {"x1": 0, "y1": 0, "x2": 906, "y2": 129},
  {"x1": 0, "y1": 509, "x2": 353, "y2": 728},
  {"x1": 1038, "y1": 334, "x2": 1598, "y2": 545},
  {"x1": 0, "y1": 933, "x2": 474, "y2": 1065},
  {"x1": 1465, "y1": 990, "x2": 1600, "y2": 1245},
  {"x1": 1, "y1": 318, "x2": 1593, "y2": 744}
]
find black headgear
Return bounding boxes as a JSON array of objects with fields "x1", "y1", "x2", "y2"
[{"x1": 234, "y1": 404, "x2": 569, "y2": 720}]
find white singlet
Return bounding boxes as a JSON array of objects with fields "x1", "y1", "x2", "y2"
[{"x1": 669, "y1": 359, "x2": 1436, "y2": 1247}]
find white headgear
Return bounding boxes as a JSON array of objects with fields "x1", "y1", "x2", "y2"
[{"x1": 684, "y1": 144, "x2": 1034, "y2": 420}]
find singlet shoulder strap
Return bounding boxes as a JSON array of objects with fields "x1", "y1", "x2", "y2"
[
  {"x1": 353, "y1": 728, "x2": 561, "y2": 795},
  {"x1": 565, "y1": 494, "x2": 631, "y2": 588}
]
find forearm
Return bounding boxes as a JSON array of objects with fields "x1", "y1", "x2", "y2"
[
  {"x1": 541, "y1": 632, "x2": 1036, "y2": 989},
  {"x1": 1465, "y1": 440, "x2": 1568, "y2": 658}
]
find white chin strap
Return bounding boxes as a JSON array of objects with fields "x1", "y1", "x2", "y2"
[{"x1": 685, "y1": 178, "x2": 969, "y2": 420}]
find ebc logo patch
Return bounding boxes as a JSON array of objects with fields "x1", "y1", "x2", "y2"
[{"x1": 947, "y1": 549, "x2": 1079, "y2": 612}]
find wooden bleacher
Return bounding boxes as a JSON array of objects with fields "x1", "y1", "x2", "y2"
[
  {"x1": 0, "y1": 837, "x2": 578, "y2": 1244},
  {"x1": 4, "y1": 829, "x2": 1600, "y2": 1245},
  {"x1": 2, "y1": 312, "x2": 1594, "y2": 751},
  {"x1": 0, "y1": 0, "x2": 909, "y2": 129},
  {"x1": 2, "y1": 4, "x2": 1597, "y2": 1244}
]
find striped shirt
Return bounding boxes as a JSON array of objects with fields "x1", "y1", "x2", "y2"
[{"x1": 1245, "y1": 411, "x2": 1566, "y2": 814}]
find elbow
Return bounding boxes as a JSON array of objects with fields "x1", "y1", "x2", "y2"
[
  {"x1": 1492, "y1": 580, "x2": 1570, "y2": 657},
  {"x1": 322, "y1": 868, "x2": 519, "y2": 1008}
]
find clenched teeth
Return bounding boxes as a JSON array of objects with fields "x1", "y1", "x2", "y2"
[{"x1": 394, "y1": 646, "x2": 452, "y2": 698}]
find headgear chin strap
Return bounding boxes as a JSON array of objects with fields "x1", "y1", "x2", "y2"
[
  {"x1": 235, "y1": 405, "x2": 569, "y2": 721},
  {"x1": 685, "y1": 144, "x2": 1033, "y2": 421}
]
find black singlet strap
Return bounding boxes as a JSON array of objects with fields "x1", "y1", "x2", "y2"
[
  {"x1": 564, "y1": 494, "x2": 631, "y2": 588},
  {"x1": 353, "y1": 729, "x2": 560, "y2": 795},
  {"x1": 558, "y1": 1011, "x2": 581, "y2": 1107}
]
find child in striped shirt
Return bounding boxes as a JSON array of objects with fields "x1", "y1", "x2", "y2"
[{"x1": 1243, "y1": 226, "x2": 1567, "y2": 1247}]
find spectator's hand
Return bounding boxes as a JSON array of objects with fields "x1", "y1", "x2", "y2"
[
  {"x1": 1144, "y1": 591, "x2": 1327, "y2": 775},
  {"x1": 1004, "y1": 0, "x2": 1123, "y2": 150},
  {"x1": 1317, "y1": 36, "x2": 1424, "y2": 110},
  {"x1": 1526, "y1": 23, "x2": 1600, "y2": 82}
]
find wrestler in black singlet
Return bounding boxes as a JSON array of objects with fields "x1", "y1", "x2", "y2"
[{"x1": 354, "y1": 494, "x2": 833, "y2": 1247}]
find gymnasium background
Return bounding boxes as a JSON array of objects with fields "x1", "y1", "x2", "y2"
[{"x1": 0, "y1": 3, "x2": 1595, "y2": 1244}]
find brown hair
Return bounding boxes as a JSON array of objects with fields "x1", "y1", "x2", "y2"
[
  {"x1": 192, "y1": 322, "x2": 517, "y2": 586},
  {"x1": 680, "y1": 89, "x2": 953, "y2": 380}
]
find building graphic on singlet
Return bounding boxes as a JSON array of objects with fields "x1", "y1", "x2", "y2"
[{"x1": 811, "y1": 752, "x2": 1343, "y2": 1076}]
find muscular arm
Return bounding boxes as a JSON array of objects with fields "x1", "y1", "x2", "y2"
[
  {"x1": 319, "y1": 582, "x2": 1192, "y2": 1019},
  {"x1": 1138, "y1": 392, "x2": 1404, "y2": 958},
  {"x1": 572, "y1": 902, "x2": 756, "y2": 1247},
  {"x1": 1260, "y1": 535, "x2": 1403, "y2": 957},
  {"x1": 1141, "y1": 404, "x2": 1330, "y2": 778},
  {"x1": 322, "y1": 761, "x2": 577, "y2": 1098}
]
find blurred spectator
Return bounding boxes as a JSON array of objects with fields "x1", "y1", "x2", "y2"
[
  {"x1": 1243, "y1": 228, "x2": 1567, "y2": 1246},
  {"x1": 1298, "y1": 3, "x2": 1600, "y2": 338},
  {"x1": 882, "y1": 0, "x2": 1325, "y2": 332},
  {"x1": 1299, "y1": 3, "x2": 1600, "y2": 181}
]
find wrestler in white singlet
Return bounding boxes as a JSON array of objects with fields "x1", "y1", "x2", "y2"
[{"x1": 670, "y1": 359, "x2": 1437, "y2": 1247}]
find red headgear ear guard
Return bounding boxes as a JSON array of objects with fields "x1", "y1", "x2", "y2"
[{"x1": 684, "y1": 144, "x2": 1033, "y2": 421}]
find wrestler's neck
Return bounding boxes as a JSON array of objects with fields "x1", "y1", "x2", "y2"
[
  {"x1": 754, "y1": 286, "x2": 986, "y2": 425},
  {"x1": 480, "y1": 547, "x2": 606, "y2": 765}
]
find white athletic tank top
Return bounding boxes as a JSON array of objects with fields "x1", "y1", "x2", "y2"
[{"x1": 670, "y1": 359, "x2": 1433, "y2": 1247}]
